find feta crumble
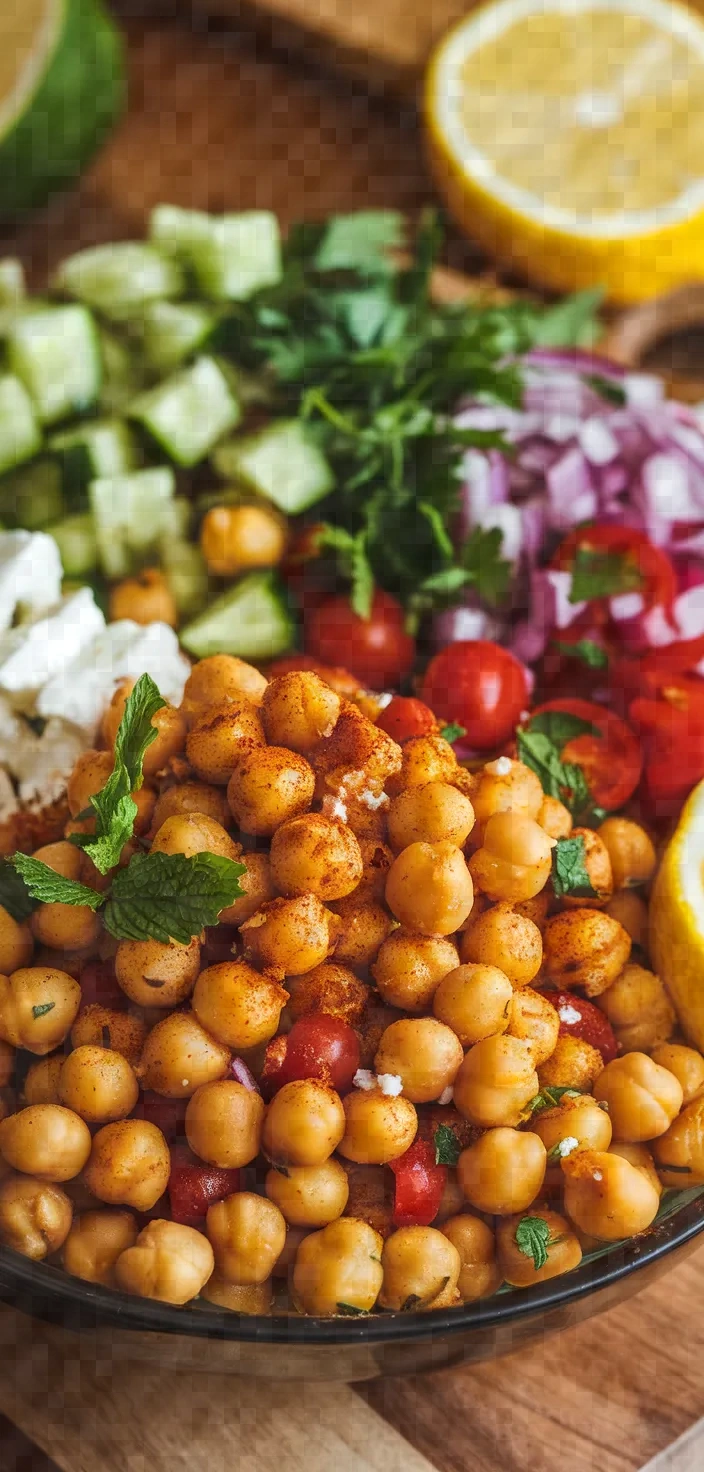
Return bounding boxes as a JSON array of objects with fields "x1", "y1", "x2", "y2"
[
  {"x1": 375, "y1": 692, "x2": 394, "y2": 710},
  {"x1": 558, "y1": 1003, "x2": 583, "y2": 1026},
  {"x1": 437, "y1": 1086, "x2": 454, "y2": 1106},
  {"x1": 353, "y1": 1069, "x2": 377, "y2": 1091},
  {"x1": 377, "y1": 1073, "x2": 403, "y2": 1097},
  {"x1": 593, "y1": 1170, "x2": 603, "y2": 1182},
  {"x1": 360, "y1": 788, "x2": 389, "y2": 811},
  {"x1": 485, "y1": 756, "x2": 512, "y2": 777},
  {"x1": 555, "y1": 1136, "x2": 579, "y2": 1159}
]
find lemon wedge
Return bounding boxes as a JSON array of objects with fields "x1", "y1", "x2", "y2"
[
  {"x1": 650, "y1": 779, "x2": 704, "y2": 1050},
  {"x1": 425, "y1": 0, "x2": 704, "y2": 303}
]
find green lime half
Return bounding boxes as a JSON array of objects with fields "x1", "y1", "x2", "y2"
[{"x1": 0, "y1": 0, "x2": 126, "y2": 216}]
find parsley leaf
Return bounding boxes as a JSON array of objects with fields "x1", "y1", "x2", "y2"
[
  {"x1": 103, "y1": 851, "x2": 247, "y2": 943},
  {"x1": 553, "y1": 638, "x2": 609, "y2": 670},
  {"x1": 313, "y1": 211, "x2": 405, "y2": 274},
  {"x1": 461, "y1": 525, "x2": 513, "y2": 608},
  {"x1": 318, "y1": 525, "x2": 374, "y2": 618},
  {"x1": 11, "y1": 854, "x2": 104, "y2": 910},
  {"x1": 569, "y1": 546, "x2": 644, "y2": 604},
  {"x1": 336, "y1": 1302, "x2": 370, "y2": 1316},
  {"x1": 517, "y1": 711, "x2": 598, "y2": 821},
  {"x1": 71, "y1": 674, "x2": 166, "y2": 874},
  {"x1": 523, "y1": 1086, "x2": 583, "y2": 1116},
  {"x1": 434, "y1": 1123, "x2": 461, "y2": 1166},
  {"x1": 529, "y1": 287, "x2": 603, "y2": 349},
  {"x1": 515, "y1": 1216, "x2": 551, "y2": 1271},
  {"x1": 32, "y1": 1002, "x2": 56, "y2": 1019},
  {"x1": 0, "y1": 859, "x2": 38, "y2": 922},
  {"x1": 527, "y1": 711, "x2": 598, "y2": 747},
  {"x1": 439, "y1": 723, "x2": 467, "y2": 745},
  {"x1": 551, "y1": 835, "x2": 598, "y2": 900}
]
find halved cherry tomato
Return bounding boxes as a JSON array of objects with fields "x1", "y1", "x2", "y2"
[
  {"x1": 275, "y1": 1015, "x2": 361, "y2": 1095},
  {"x1": 628, "y1": 689, "x2": 704, "y2": 815},
  {"x1": 376, "y1": 695, "x2": 437, "y2": 744},
  {"x1": 168, "y1": 1144, "x2": 241, "y2": 1227},
  {"x1": 545, "y1": 991, "x2": 618, "y2": 1064},
  {"x1": 421, "y1": 640, "x2": 529, "y2": 750},
  {"x1": 265, "y1": 653, "x2": 363, "y2": 699},
  {"x1": 390, "y1": 1137, "x2": 447, "y2": 1227},
  {"x1": 260, "y1": 1034, "x2": 288, "y2": 1099},
  {"x1": 306, "y1": 591, "x2": 415, "y2": 690},
  {"x1": 552, "y1": 525, "x2": 677, "y2": 614},
  {"x1": 611, "y1": 634, "x2": 704, "y2": 709},
  {"x1": 531, "y1": 697, "x2": 642, "y2": 812}
]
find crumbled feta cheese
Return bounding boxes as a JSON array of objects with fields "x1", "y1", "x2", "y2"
[
  {"x1": 375, "y1": 692, "x2": 394, "y2": 710},
  {"x1": 353, "y1": 1069, "x2": 377, "y2": 1091},
  {"x1": 556, "y1": 1136, "x2": 579, "y2": 1159},
  {"x1": 0, "y1": 769, "x2": 18, "y2": 821},
  {"x1": 0, "y1": 588, "x2": 105, "y2": 709},
  {"x1": 360, "y1": 788, "x2": 389, "y2": 811},
  {"x1": 485, "y1": 756, "x2": 513, "y2": 777},
  {"x1": 437, "y1": 1086, "x2": 454, "y2": 1106},
  {"x1": 377, "y1": 1073, "x2": 403, "y2": 1097},
  {"x1": 0, "y1": 531, "x2": 62, "y2": 632},
  {"x1": 328, "y1": 795, "x2": 348, "y2": 822},
  {"x1": 37, "y1": 619, "x2": 189, "y2": 735},
  {"x1": 593, "y1": 1170, "x2": 603, "y2": 1182},
  {"x1": 13, "y1": 718, "x2": 87, "y2": 806},
  {"x1": 558, "y1": 1003, "x2": 582, "y2": 1026}
]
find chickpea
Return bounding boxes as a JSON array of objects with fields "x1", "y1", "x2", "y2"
[
  {"x1": 116, "y1": 1218, "x2": 214, "y2": 1304},
  {"x1": 458, "y1": 1127, "x2": 546, "y2": 1214},
  {"x1": 653, "y1": 1096, "x2": 704, "y2": 1185},
  {"x1": 23, "y1": 1054, "x2": 63, "y2": 1106},
  {"x1": 330, "y1": 898, "x2": 391, "y2": 970},
  {"x1": 338, "y1": 1089, "x2": 417, "y2": 1165},
  {"x1": 265, "y1": 1159, "x2": 349, "y2": 1228},
  {"x1": 597, "y1": 817, "x2": 656, "y2": 891},
  {"x1": 538, "y1": 1036, "x2": 604, "y2": 1092},
  {"x1": 562, "y1": 829, "x2": 613, "y2": 908},
  {"x1": 185, "y1": 1080, "x2": 265, "y2": 1168},
  {"x1": 261, "y1": 671, "x2": 341, "y2": 754},
  {"x1": 530, "y1": 1093, "x2": 612, "y2": 1156},
  {"x1": 441, "y1": 1213, "x2": 502, "y2": 1301},
  {"x1": 507, "y1": 988, "x2": 560, "y2": 1065},
  {"x1": 374, "y1": 1019, "x2": 463, "y2": 1104},
  {"x1": 66, "y1": 751, "x2": 114, "y2": 819},
  {"x1": 0, "y1": 967, "x2": 81, "y2": 1055},
  {"x1": 311, "y1": 702, "x2": 401, "y2": 794},
  {"x1": 293, "y1": 1217, "x2": 384, "y2": 1316},
  {"x1": 609, "y1": 1142, "x2": 662, "y2": 1196},
  {"x1": 514, "y1": 891, "x2": 551, "y2": 931},
  {"x1": 201, "y1": 1273, "x2": 273, "y2": 1313},
  {"x1": 651, "y1": 1042, "x2": 704, "y2": 1105},
  {"x1": 387, "y1": 782, "x2": 475, "y2": 855},
  {"x1": 472, "y1": 760, "x2": 543, "y2": 826},
  {"x1": 453, "y1": 1036, "x2": 538, "y2": 1128},
  {"x1": 287, "y1": 963, "x2": 368, "y2": 1025},
  {"x1": 329, "y1": 788, "x2": 388, "y2": 844},
  {"x1": 562, "y1": 1148, "x2": 660, "y2": 1239},
  {"x1": 378, "y1": 1225, "x2": 460, "y2": 1311},
  {"x1": 137, "y1": 1011, "x2": 230, "y2": 1097},
  {"x1": 0, "y1": 1173, "x2": 72, "y2": 1259},
  {"x1": 373, "y1": 932, "x2": 458, "y2": 1014},
  {"x1": 269, "y1": 814, "x2": 363, "y2": 901},
  {"x1": 470, "y1": 814, "x2": 554, "y2": 904},
  {"x1": 58, "y1": 1046, "x2": 139, "y2": 1124},
  {"x1": 0, "y1": 1104, "x2": 91, "y2": 1182},
  {"x1": 84, "y1": 1120, "x2": 170, "y2": 1210},
  {"x1": 151, "y1": 813, "x2": 240, "y2": 863},
  {"x1": 496, "y1": 1207, "x2": 582, "y2": 1287},
  {"x1": 460, "y1": 903, "x2": 543, "y2": 989},
  {"x1": 538, "y1": 796, "x2": 572, "y2": 840},
  {"x1": 71, "y1": 1005, "x2": 147, "y2": 1067},
  {"x1": 264, "y1": 1080, "x2": 346, "y2": 1167},
  {"x1": 31, "y1": 896, "x2": 101, "y2": 954},
  {"x1": 0, "y1": 907, "x2": 32, "y2": 974},
  {"x1": 150, "y1": 781, "x2": 228, "y2": 834},
  {"x1": 115, "y1": 937, "x2": 201, "y2": 1009},
  {"x1": 180, "y1": 655, "x2": 267, "y2": 724},
  {"x1": 62, "y1": 1208, "x2": 138, "y2": 1286},
  {"x1": 433, "y1": 964, "x2": 513, "y2": 1047},
  {"x1": 241, "y1": 894, "x2": 338, "y2": 976},
  {"x1": 386, "y1": 735, "x2": 457, "y2": 796},
  {"x1": 227, "y1": 745, "x2": 315, "y2": 835},
  {"x1": 192, "y1": 961, "x2": 288, "y2": 1049},
  {"x1": 218, "y1": 850, "x2": 275, "y2": 926},
  {"x1": 187, "y1": 699, "x2": 266, "y2": 786},
  {"x1": 386, "y1": 841, "x2": 474, "y2": 937},
  {"x1": 606, "y1": 891, "x2": 648, "y2": 947},
  {"x1": 206, "y1": 1191, "x2": 286, "y2": 1283},
  {"x1": 595, "y1": 1053, "x2": 682, "y2": 1142},
  {"x1": 201, "y1": 502, "x2": 286, "y2": 577},
  {"x1": 109, "y1": 567, "x2": 178, "y2": 627},
  {"x1": 543, "y1": 909, "x2": 631, "y2": 997},
  {"x1": 597, "y1": 965, "x2": 675, "y2": 1053},
  {"x1": 430, "y1": 1169, "x2": 466, "y2": 1227}
]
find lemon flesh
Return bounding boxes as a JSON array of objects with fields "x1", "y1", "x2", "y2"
[
  {"x1": 650, "y1": 779, "x2": 704, "y2": 1051},
  {"x1": 425, "y1": 0, "x2": 704, "y2": 302}
]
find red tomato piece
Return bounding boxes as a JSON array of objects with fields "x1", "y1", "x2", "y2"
[
  {"x1": 390, "y1": 1137, "x2": 447, "y2": 1227},
  {"x1": 611, "y1": 636, "x2": 704, "y2": 709},
  {"x1": 135, "y1": 1092, "x2": 187, "y2": 1142},
  {"x1": 306, "y1": 591, "x2": 415, "y2": 690},
  {"x1": 168, "y1": 1145, "x2": 241, "y2": 1227},
  {"x1": 376, "y1": 695, "x2": 437, "y2": 743},
  {"x1": 628, "y1": 691, "x2": 704, "y2": 815},
  {"x1": 552, "y1": 525, "x2": 677, "y2": 613},
  {"x1": 545, "y1": 991, "x2": 618, "y2": 1064},
  {"x1": 78, "y1": 960, "x2": 125, "y2": 1010},
  {"x1": 421, "y1": 640, "x2": 529, "y2": 750},
  {"x1": 280, "y1": 1014, "x2": 361, "y2": 1095},
  {"x1": 260, "y1": 1034, "x2": 289, "y2": 1099},
  {"x1": 531, "y1": 697, "x2": 642, "y2": 811}
]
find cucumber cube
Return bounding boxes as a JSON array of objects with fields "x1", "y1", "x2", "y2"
[
  {"x1": 98, "y1": 328, "x2": 146, "y2": 414},
  {"x1": 49, "y1": 513, "x2": 99, "y2": 579},
  {"x1": 0, "y1": 260, "x2": 25, "y2": 305},
  {"x1": 136, "y1": 300, "x2": 217, "y2": 375},
  {"x1": 0, "y1": 375, "x2": 42, "y2": 474},
  {"x1": 51, "y1": 418, "x2": 140, "y2": 501},
  {"x1": 54, "y1": 243, "x2": 184, "y2": 319},
  {"x1": 180, "y1": 572, "x2": 292, "y2": 660},
  {"x1": 151, "y1": 205, "x2": 282, "y2": 300},
  {"x1": 211, "y1": 419, "x2": 334, "y2": 513},
  {"x1": 0, "y1": 459, "x2": 64, "y2": 529},
  {"x1": 89, "y1": 467, "x2": 175, "y2": 579},
  {"x1": 8, "y1": 305, "x2": 101, "y2": 425},
  {"x1": 130, "y1": 356, "x2": 240, "y2": 468}
]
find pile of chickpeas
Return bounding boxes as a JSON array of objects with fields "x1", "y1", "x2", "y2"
[{"x1": 0, "y1": 651, "x2": 701, "y2": 1317}]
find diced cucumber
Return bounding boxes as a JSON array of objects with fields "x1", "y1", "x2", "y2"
[
  {"x1": 161, "y1": 538, "x2": 210, "y2": 618},
  {"x1": 0, "y1": 260, "x2": 25, "y2": 305},
  {"x1": 132, "y1": 300, "x2": 217, "y2": 375},
  {"x1": 50, "y1": 418, "x2": 140, "y2": 502},
  {"x1": 53, "y1": 243, "x2": 184, "y2": 320},
  {"x1": 0, "y1": 375, "x2": 42, "y2": 474},
  {"x1": 98, "y1": 328, "x2": 146, "y2": 414},
  {"x1": 0, "y1": 459, "x2": 64, "y2": 529},
  {"x1": 211, "y1": 419, "x2": 334, "y2": 513},
  {"x1": 7, "y1": 306, "x2": 101, "y2": 426},
  {"x1": 49, "y1": 513, "x2": 99, "y2": 579},
  {"x1": 130, "y1": 355, "x2": 240, "y2": 468},
  {"x1": 180, "y1": 572, "x2": 293, "y2": 660},
  {"x1": 89, "y1": 466, "x2": 175, "y2": 579},
  {"x1": 150, "y1": 205, "x2": 282, "y2": 301}
]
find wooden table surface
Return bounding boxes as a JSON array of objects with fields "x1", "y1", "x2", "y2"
[{"x1": 0, "y1": 7, "x2": 703, "y2": 1470}]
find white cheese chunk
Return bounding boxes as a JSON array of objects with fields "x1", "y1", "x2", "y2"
[
  {"x1": 0, "y1": 587, "x2": 105, "y2": 709},
  {"x1": 377, "y1": 1073, "x2": 403, "y2": 1097},
  {"x1": 37, "y1": 619, "x2": 189, "y2": 736},
  {"x1": 12, "y1": 718, "x2": 87, "y2": 805},
  {"x1": 0, "y1": 531, "x2": 62, "y2": 631}
]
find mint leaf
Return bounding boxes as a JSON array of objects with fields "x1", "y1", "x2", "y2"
[
  {"x1": 517, "y1": 712, "x2": 597, "y2": 821},
  {"x1": 434, "y1": 1123, "x2": 461, "y2": 1166},
  {"x1": 313, "y1": 211, "x2": 405, "y2": 274},
  {"x1": 0, "y1": 860, "x2": 38, "y2": 922},
  {"x1": 439, "y1": 723, "x2": 467, "y2": 745},
  {"x1": 72, "y1": 674, "x2": 166, "y2": 874},
  {"x1": 462, "y1": 524, "x2": 513, "y2": 608},
  {"x1": 103, "y1": 851, "x2": 247, "y2": 944},
  {"x1": 11, "y1": 854, "x2": 104, "y2": 910},
  {"x1": 553, "y1": 638, "x2": 609, "y2": 670},
  {"x1": 569, "y1": 546, "x2": 644, "y2": 604},
  {"x1": 32, "y1": 1002, "x2": 55, "y2": 1019},
  {"x1": 524, "y1": 1086, "x2": 582, "y2": 1116},
  {"x1": 515, "y1": 1216, "x2": 551, "y2": 1271},
  {"x1": 551, "y1": 835, "x2": 598, "y2": 900}
]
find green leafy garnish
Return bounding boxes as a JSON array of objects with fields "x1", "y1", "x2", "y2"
[
  {"x1": 0, "y1": 859, "x2": 39, "y2": 922},
  {"x1": 551, "y1": 835, "x2": 598, "y2": 900},
  {"x1": 569, "y1": 546, "x2": 644, "y2": 605},
  {"x1": 103, "y1": 851, "x2": 247, "y2": 943},
  {"x1": 434, "y1": 1123, "x2": 462, "y2": 1167},
  {"x1": 517, "y1": 711, "x2": 598, "y2": 822},
  {"x1": 336, "y1": 1302, "x2": 370, "y2": 1316},
  {"x1": 11, "y1": 854, "x2": 104, "y2": 911},
  {"x1": 583, "y1": 373, "x2": 627, "y2": 406},
  {"x1": 70, "y1": 674, "x2": 166, "y2": 874},
  {"x1": 32, "y1": 1002, "x2": 56, "y2": 1019},
  {"x1": 439, "y1": 723, "x2": 467, "y2": 745},
  {"x1": 553, "y1": 638, "x2": 609, "y2": 670},
  {"x1": 515, "y1": 1216, "x2": 551, "y2": 1271},
  {"x1": 524, "y1": 1086, "x2": 582, "y2": 1116}
]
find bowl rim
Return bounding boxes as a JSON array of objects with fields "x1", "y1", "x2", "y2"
[{"x1": 1, "y1": 1189, "x2": 702, "y2": 1344}]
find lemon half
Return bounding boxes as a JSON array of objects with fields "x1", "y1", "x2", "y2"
[
  {"x1": 425, "y1": 0, "x2": 704, "y2": 302},
  {"x1": 650, "y1": 779, "x2": 704, "y2": 1050}
]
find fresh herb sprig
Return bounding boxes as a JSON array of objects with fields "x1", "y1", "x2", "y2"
[
  {"x1": 517, "y1": 710, "x2": 604, "y2": 823},
  {"x1": 69, "y1": 673, "x2": 165, "y2": 874},
  {"x1": 551, "y1": 835, "x2": 598, "y2": 900}
]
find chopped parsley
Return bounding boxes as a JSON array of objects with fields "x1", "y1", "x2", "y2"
[
  {"x1": 524, "y1": 1086, "x2": 582, "y2": 1116},
  {"x1": 551, "y1": 835, "x2": 598, "y2": 900},
  {"x1": 439, "y1": 723, "x2": 467, "y2": 746},
  {"x1": 517, "y1": 711, "x2": 597, "y2": 822},
  {"x1": 515, "y1": 1216, "x2": 551, "y2": 1271},
  {"x1": 569, "y1": 546, "x2": 644, "y2": 605},
  {"x1": 31, "y1": 1002, "x2": 56, "y2": 1020},
  {"x1": 434, "y1": 1123, "x2": 462, "y2": 1167},
  {"x1": 552, "y1": 638, "x2": 609, "y2": 670}
]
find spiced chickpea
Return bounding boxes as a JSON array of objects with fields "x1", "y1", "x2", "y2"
[
  {"x1": 0, "y1": 907, "x2": 32, "y2": 974},
  {"x1": 453, "y1": 1036, "x2": 539, "y2": 1128},
  {"x1": 241, "y1": 894, "x2": 338, "y2": 976},
  {"x1": 338, "y1": 1090, "x2": 417, "y2": 1165},
  {"x1": 530, "y1": 1093, "x2": 613, "y2": 1156},
  {"x1": 0, "y1": 967, "x2": 80, "y2": 1055},
  {"x1": 497, "y1": 1208, "x2": 582, "y2": 1287},
  {"x1": 269, "y1": 814, "x2": 363, "y2": 901},
  {"x1": 597, "y1": 965, "x2": 675, "y2": 1053},
  {"x1": 115, "y1": 937, "x2": 201, "y2": 1009},
  {"x1": 355, "y1": 838, "x2": 394, "y2": 902},
  {"x1": 150, "y1": 782, "x2": 228, "y2": 835},
  {"x1": 66, "y1": 751, "x2": 114, "y2": 819},
  {"x1": 433, "y1": 964, "x2": 513, "y2": 1046},
  {"x1": 102, "y1": 682, "x2": 187, "y2": 776},
  {"x1": 84, "y1": 1120, "x2": 170, "y2": 1210},
  {"x1": 58, "y1": 1046, "x2": 139, "y2": 1124},
  {"x1": 206, "y1": 1192, "x2": 286, "y2": 1283},
  {"x1": 651, "y1": 1042, "x2": 704, "y2": 1104},
  {"x1": 460, "y1": 903, "x2": 543, "y2": 988},
  {"x1": 386, "y1": 841, "x2": 474, "y2": 936},
  {"x1": 287, "y1": 963, "x2": 368, "y2": 1025},
  {"x1": 180, "y1": 655, "x2": 267, "y2": 724},
  {"x1": 31, "y1": 895, "x2": 102, "y2": 953},
  {"x1": 151, "y1": 813, "x2": 240, "y2": 862},
  {"x1": 0, "y1": 1174, "x2": 72, "y2": 1259},
  {"x1": 379, "y1": 1225, "x2": 461, "y2": 1312},
  {"x1": 373, "y1": 932, "x2": 459, "y2": 1013},
  {"x1": 538, "y1": 1036, "x2": 604, "y2": 1092},
  {"x1": 374, "y1": 1018, "x2": 463, "y2": 1104},
  {"x1": 507, "y1": 987, "x2": 560, "y2": 1065},
  {"x1": 62, "y1": 1209, "x2": 138, "y2": 1286},
  {"x1": 261, "y1": 672, "x2": 341, "y2": 754},
  {"x1": 186, "y1": 699, "x2": 266, "y2": 785},
  {"x1": 562, "y1": 1148, "x2": 660, "y2": 1239},
  {"x1": 192, "y1": 961, "x2": 288, "y2": 1049},
  {"x1": 597, "y1": 817, "x2": 656, "y2": 891},
  {"x1": 387, "y1": 782, "x2": 475, "y2": 854},
  {"x1": 264, "y1": 1080, "x2": 346, "y2": 1167},
  {"x1": 458, "y1": 1127, "x2": 546, "y2": 1214},
  {"x1": 293, "y1": 1217, "x2": 384, "y2": 1316},
  {"x1": 441, "y1": 1214, "x2": 502, "y2": 1301},
  {"x1": 185, "y1": 1080, "x2": 265, "y2": 1168},
  {"x1": 471, "y1": 760, "x2": 543, "y2": 826},
  {"x1": 137, "y1": 1011, "x2": 230, "y2": 1097},
  {"x1": 23, "y1": 1055, "x2": 63, "y2": 1106},
  {"x1": 538, "y1": 796, "x2": 573, "y2": 840},
  {"x1": 562, "y1": 829, "x2": 613, "y2": 907},
  {"x1": 386, "y1": 735, "x2": 457, "y2": 796},
  {"x1": 0, "y1": 1104, "x2": 91, "y2": 1181},
  {"x1": 469, "y1": 814, "x2": 554, "y2": 904},
  {"x1": 514, "y1": 891, "x2": 551, "y2": 931},
  {"x1": 606, "y1": 891, "x2": 648, "y2": 947},
  {"x1": 311, "y1": 702, "x2": 401, "y2": 794},
  {"x1": 116, "y1": 1218, "x2": 214, "y2": 1304},
  {"x1": 653, "y1": 1096, "x2": 704, "y2": 1185},
  {"x1": 330, "y1": 898, "x2": 391, "y2": 970},
  {"x1": 202, "y1": 1274, "x2": 273, "y2": 1313},
  {"x1": 218, "y1": 850, "x2": 275, "y2": 926},
  {"x1": 595, "y1": 1053, "x2": 683, "y2": 1141},
  {"x1": 609, "y1": 1142, "x2": 662, "y2": 1196},
  {"x1": 227, "y1": 746, "x2": 315, "y2": 835},
  {"x1": 543, "y1": 909, "x2": 631, "y2": 996},
  {"x1": 109, "y1": 568, "x2": 178, "y2": 627},
  {"x1": 265, "y1": 1159, "x2": 349, "y2": 1227},
  {"x1": 71, "y1": 1005, "x2": 147, "y2": 1066},
  {"x1": 201, "y1": 502, "x2": 286, "y2": 578}
]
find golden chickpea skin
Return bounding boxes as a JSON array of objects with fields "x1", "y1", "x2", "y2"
[
  {"x1": 218, "y1": 850, "x2": 275, "y2": 926},
  {"x1": 261, "y1": 671, "x2": 341, "y2": 754},
  {"x1": 116, "y1": 1218, "x2": 214, "y2": 1304},
  {"x1": 66, "y1": 751, "x2": 114, "y2": 819},
  {"x1": 151, "y1": 813, "x2": 240, "y2": 863},
  {"x1": 206, "y1": 1191, "x2": 286, "y2": 1283},
  {"x1": 0, "y1": 1039, "x2": 13, "y2": 1089},
  {"x1": 372, "y1": 932, "x2": 459, "y2": 1014},
  {"x1": 531, "y1": 1093, "x2": 612, "y2": 1157},
  {"x1": 595, "y1": 1053, "x2": 683, "y2": 1142},
  {"x1": 264, "y1": 1079, "x2": 346, "y2": 1167},
  {"x1": 137, "y1": 1011, "x2": 230, "y2": 1097},
  {"x1": 355, "y1": 838, "x2": 394, "y2": 902},
  {"x1": 562, "y1": 829, "x2": 613, "y2": 908},
  {"x1": 514, "y1": 891, "x2": 551, "y2": 931},
  {"x1": 606, "y1": 891, "x2": 648, "y2": 947},
  {"x1": 227, "y1": 745, "x2": 315, "y2": 835},
  {"x1": 109, "y1": 567, "x2": 178, "y2": 627},
  {"x1": 538, "y1": 1036, "x2": 604, "y2": 1092},
  {"x1": 265, "y1": 1159, "x2": 349, "y2": 1228},
  {"x1": 115, "y1": 937, "x2": 201, "y2": 1009},
  {"x1": 441, "y1": 1214, "x2": 502, "y2": 1301},
  {"x1": 386, "y1": 841, "x2": 474, "y2": 937},
  {"x1": 241, "y1": 894, "x2": 338, "y2": 976},
  {"x1": 458, "y1": 1127, "x2": 546, "y2": 1214},
  {"x1": 609, "y1": 1142, "x2": 662, "y2": 1196},
  {"x1": 62, "y1": 1208, "x2": 138, "y2": 1286},
  {"x1": 562, "y1": 1148, "x2": 660, "y2": 1239},
  {"x1": 379, "y1": 1225, "x2": 461, "y2": 1311},
  {"x1": 496, "y1": 1207, "x2": 582, "y2": 1287},
  {"x1": 180, "y1": 654, "x2": 267, "y2": 725},
  {"x1": 543, "y1": 909, "x2": 631, "y2": 997},
  {"x1": 293, "y1": 1217, "x2": 384, "y2": 1316},
  {"x1": 192, "y1": 960, "x2": 288, "y2": 1050},
  {"x1": 287, "y1": 963, "x2": 368, "y2": 1025},
  {"x1": 84, "y1": 1120, "x2": 170, "y2": 1210},
  {"x1": 387, "y1": 782, "x2": 475, "y2": 854},
  {"x1": 338, "y1": 1088, "x2": 417, "y2": 1166},
  {"x1": 653, "y1": 1096, "x2": 704, "y2": 1186},
  {"x1": 374, "y1": 1019, "x2": 463, "y2": 1104},
  {"x1": 538, "y1": 796, "x2": 573, "y2": 840},
  {"x1": 330, "y1": 898, "x2": 391, "y2": 970},
  {"x1": 0, "y1": 1173, "x2": 72, "y2": 1259},
  {"x1": 470, "y1": 814, "x2": 554, "y2": 904},
  {"x1": 31, "y1": 897, "x2": 101, "y2": 954},
  {"x1": 460, "y1": 903, "x2": 543, "y2": 989},
  {"x1": 472, "y1": 760, "x2": 543, "y2": 826},
  {"x1": 651, "y1": 1043, "x2": 704, "y2": 1105},
  {"x1": 202, "y1": 1274, "x2": 273, "y2": 1313},
  {"x1": 0, "y1": 1104, "x2": 91, "y2": 1181},
  {"x1": 71, "y1": 1005, "x2": 147, "y2": 1067},
  {"x1": 185, "y1": 1080, "x2": 265, "y2": 1168},
  {"x1": 0, "y1": 967, "x2": 81, "y2": 1055},
  {"x1": 597, "y1": 964, "x2": 675, "y2": 1053},
  {"x1": 453, "y1": 1036, "x2": 539, "y2": 1128},
  {"x1": 433, "y1": 964, "x2": 513, "y2": 1047},
  {"x1": 507, "y1": 988, "x2": 560, "y2": 1066},
  {"x1": 23, "y1": 1054, "x2": 63, "y2": 1106},
  {"x1": 150, "y1": 781, "x2": 228, "y2": 835},
  {"x1": 597, "y1": 817, "x2": 656, "y2": 891},
  {"x1": 0, "y1": 907, "x2": 32, "y2": 975},
  {"x1": 201, "y1": 502, "x2": 286, "y2": 578},
  {"x1": 387, "y1": 735, "x2": 457, "y2": 796},
  {"x1": 269, "y1": 814, "x2": 363, "y2": 901},
  {"x1": 58, "y1": 1046, "x2": 139, "y2": 1124},
  {"x1": 186, "y1": 699, "x2": 266, "y2": 785}
]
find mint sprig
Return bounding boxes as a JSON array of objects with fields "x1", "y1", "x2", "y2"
[
  {"x1": 515, "y1": 1216, "x2": 551, "y2": 1271},
  {"x1": 0, "y1": 859, "x2": 39, "y2": 921},
  {"x1": 70, "y1": 674, "x2": 166, "y2": 874},
  {"x1": 103, "y1": 851, "x2": 247, "y2": 944},
  {"x1": 517, "y1": 711, "x2": 598, "y2": 822},
  {"x1": 11, "y1": 854, "x2": 104, "y2": 910}
]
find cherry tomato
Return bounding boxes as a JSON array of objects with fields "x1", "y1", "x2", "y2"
[
  {"x1": 265, "y1": 653, "x2": 363, "y2": 699},
  {"x1": 135, "y1": 1091, "x2": 187, "y2": 1142},
  {"x1": 531, "y1": 697, "x2": 642, "y2": 812},
  {"x1": 610, "y1": 634, "x2": 704, "y2": 709},
  {"x1": 628, "y1": 688, "x2": 704, "y2": 815},
  {"x1": 279, "y1": 523, "x2": 334, "y2": 612},
  {"x1": 280, "y1": 1014, "x2": 361, "y2": 1094},
  {"x1": 78, "y1": 960, "x2": 125, "y2": 1011},
  {"x1": 552, "y1": 525, "x2": 677, "y2": 613},
  {"x1": 306, "y1": 591, "x2": 415, "y2": 690},
  {"x1": 421, "y1": 641, "x2": 529, "y2": 750},
  {"x1": 168, "y1": 1145, "x2": 241, "y2": 1227},
  {"x1": 260, "y1": 1034, "x2": 288, "y2": 1099},
  {"x1": 389, "y1": 1137, "x2": 447, "y2": 1227},
  {"x1": 545, "y1": 991, "x2": 619, "y2": 1064},
  {"x1": 376, "y1": 695, "x2": 437, "y2": 743}
]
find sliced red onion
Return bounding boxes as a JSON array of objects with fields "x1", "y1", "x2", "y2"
[
  {"x1": 432, "y1": 601, "x2": 505, "y2": 650},
  {"x1": 229, "y1": 1057, "x2": 260, "y2": 1092},
  {"x1": 546, "y1": 447, "x2": 598, "y2": 529}
]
